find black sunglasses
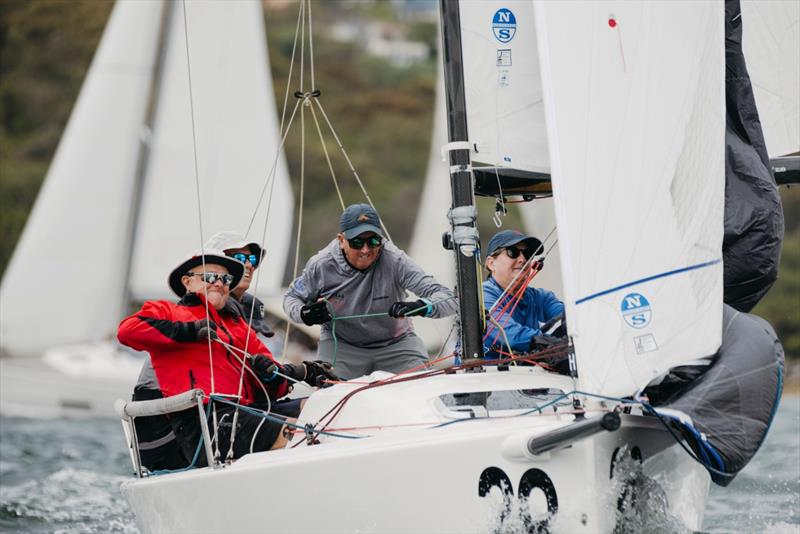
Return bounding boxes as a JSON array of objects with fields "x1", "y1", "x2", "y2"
[
  {"x1": 501, "y1": 246, "x2": 533, "y2": 261},
  {"x1": 187, "y1": 271, "x2": 234, "y2": 286},
  {"x1": 229, "y1": 252, "x2": 259, "y2": 268},
  {"x1": 348, "y1": 235, "x2": 383, "y2": 249}
]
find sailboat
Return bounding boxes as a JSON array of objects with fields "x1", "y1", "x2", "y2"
[
  {"x1": 115, "y1": 0, "x2": 786, "y2": 532},
  {"x1": 0, "y1": 0, "x2": 293, "y2": 417}
]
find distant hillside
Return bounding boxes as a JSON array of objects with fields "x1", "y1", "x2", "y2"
[{"x1": 0, "y1": 0, "x2": 797, "y2": 357}]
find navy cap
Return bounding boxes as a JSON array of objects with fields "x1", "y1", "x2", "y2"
[
  {"x1": 340, "y1": 203, "x2": 385, "y2": 239},
  {"x1": 485, "y1": 229, "x2": 543, "y2": 260}
]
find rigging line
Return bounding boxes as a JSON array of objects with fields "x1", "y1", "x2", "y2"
[
  {"x1": 312, "y1": 99, "x2": 394, "y2": 242},
  {"x1": 308, "y1": 101, "x2": 345, "y2": 210},
  {"x1": 243, "y1": 0, "x2": 304, "y2": 236},
  {"x1": 244, "y1": 99, "x2": 302, "y2": 235},
  {"x1": 486, "y1": 240, "x2": 546, "y2": 314},
  {"x1": 280, "y1": 95, "x2": 309, "y2": 359},
  {"x1": 181, "y1": 0, "x2": 221, "y2": 462},
  {"x1": 486, "y1": 313, "x2": 513, "y2": 361},
  {"x1": 307, "y1": 0, "x2": 315, "y2": 91},
  {"x1": 299, "y1": 0, "x2": 305, "y2": 93},
  {"x1": 180, "y1": 0, "x2": 216, "y2": 403}
]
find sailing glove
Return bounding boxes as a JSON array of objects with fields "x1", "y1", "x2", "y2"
[
  {"x1": 251, "y1": 354, "x2": 278, "y2": 382},
  {"x1": 388, "y1": 299, "x2": 431, "y2": 318},
  {"x1": 300, "y1": 300, "x2": 332, "y2": 326},
  {"x1": 175, "y1": 319, "x2": 218, "y2": 342},
  {"x1": 281, "y1": 361, "x2": 340, "y2": 388},
  {"x1": 303, "y1": 361, "x2": 340, "y2": 387}
]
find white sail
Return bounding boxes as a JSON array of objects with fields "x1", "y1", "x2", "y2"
[
  {"x1": 534, "y1": 1, "x2": 725, "y2": 397},
  {"x1": 0, "y1": 0, "x2": 164, "y2": 356},
  {"x1": 741, "y1": 0, "x2": 800, "y2": 157},
  {"x1": 128, "y1": 0, "x2": 293, "y2": 302},
  {"x1": 408, "y1": 59, "x2": 456, "y2": 351},
  {"x1": 459, "y1": 0, "x2": 549, "y2": 173}
]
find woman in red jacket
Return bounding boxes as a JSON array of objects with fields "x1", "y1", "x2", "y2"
[{"x1": 118, "y1": 249, "x2": 336, "y2": 467}]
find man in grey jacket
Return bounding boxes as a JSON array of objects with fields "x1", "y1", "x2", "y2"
[{"x1": 283, "y1": 203, "x2": 457, "y2": 379}]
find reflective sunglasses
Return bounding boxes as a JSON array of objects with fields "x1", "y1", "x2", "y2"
[
  {"x1": 187, "y1": 271, "x2": 234, "y2": 286},
  {"x1": 348, "y1": 235, "x2": 383, "y2": 249},
  {"x1": 229, "y1": 252, "x2": 259, "y2": 268},
  {"x1": 501, "y1": 246, "x2": 533, "y2": 261}
]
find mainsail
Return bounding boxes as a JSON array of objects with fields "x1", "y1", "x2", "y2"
[
  {"x1": 0, "y1": 1, "x2": 163, "y2": 355},
  {"x1": 0, "y1": 0, "x2": 293, "y2": 356},
  {"x1": 533, "y1": 1, "x2": 725, "y2": 396}
]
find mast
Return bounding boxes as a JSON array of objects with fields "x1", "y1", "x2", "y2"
[{"x1": 438, "y1": 0, "x2": 483, "y2": 362}]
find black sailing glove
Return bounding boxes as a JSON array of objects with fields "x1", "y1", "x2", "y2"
[
  {"x1": 251, "y1": 354, "x2": 278, "y2": 383},
  {"x1": 388, "y1": 299, "x2": 430, "y2": 318},
  {"x1": 303, "y1": 361, "x2": 340, "y2": 388},
  {"x1": 300, "y1": 300, "x2": 332, "y2": 326},
  {"x1": 175, "y1": 319, "x2": 218, "y2": 342}
]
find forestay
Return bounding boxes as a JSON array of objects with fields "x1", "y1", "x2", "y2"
[
  {"x1": 534, "y1": 1, "x2": 725, "y2": 397},
  {"x1": 459, "y1": 0, "x2": 549, "y2": 174},
  {"x1": 740, "y1": 0, "x2": 800, "y2": 158},
  {"x1": 128, "y1": 0, "x2": 293, "y2": 301},
  {"x1": 0, "y1": 1, "x2": 163, "y2": 355}
]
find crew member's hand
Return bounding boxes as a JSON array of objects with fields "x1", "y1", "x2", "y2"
[
  {"x1": 194, "y1": 319, "x2": 219, "y2": 341},
  {"x1": 300, "y1": 300, "x2": 332, "y2": 326},
  {"x1": 388, "y1": 299, "x2": 430, "y2": 318},
  {"x1": 303, "y1": 360, "x2": 340, "y2": 387},
  {"x1": 251, "y1": 354, "x2": 278, "y2": 382}
]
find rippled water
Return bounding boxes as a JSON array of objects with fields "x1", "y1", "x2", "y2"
[{"x1": 0, "y1": 397, "x2": 798, "y2": 533}]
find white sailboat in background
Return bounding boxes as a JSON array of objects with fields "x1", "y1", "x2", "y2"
[
  {"x1": 0, "y1": 0, "x2": 293, "y2": 417},
  {"x1": 741, "y1": 0, "x2": 800, "y2": 160},
  {"x1": 114, "y1": 2, "x2": 787, "y2": 532},
  {"x1": 408, "y1": 58, "x2": 456, "y2": 353}
]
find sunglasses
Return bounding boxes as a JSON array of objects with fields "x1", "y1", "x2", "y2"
[
  {"x1": 187, "y1": 271, "x2": 234, "y2": 286},
  {"x1": 348, "y1": 235, "x2": 383, "y2": 249},
  {"x1": 229, "y1": 252, "x2": 259, "y2": 268},
  {"x1": 501, "y1": 246, "x2": 534, "y2": 261}
]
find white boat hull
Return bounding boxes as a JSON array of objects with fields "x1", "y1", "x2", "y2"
[{"x1": 120, "y1": 369, "x2": 709, "y2": 533}]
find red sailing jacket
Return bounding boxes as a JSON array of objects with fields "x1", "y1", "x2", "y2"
[{"x1": 118, "y1": 293, "x2": 288, "y2": 404}]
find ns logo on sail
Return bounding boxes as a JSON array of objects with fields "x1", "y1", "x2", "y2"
[
  {"x1": 492, "y1": 8, "x2": 517, "y2": 43},
  {"x1": 620, "y1": 293, "x2": 652, "y2": 329}
]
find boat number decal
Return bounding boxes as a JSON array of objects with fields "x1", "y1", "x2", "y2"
[
  {"x1": 492, "y1": 9, "x2": 517, "y2": 43},
  {"x1": 478, "y1": 467, "x2": 558, "y2": 527},
  {"x1": 620, "y1": 292, "x2": 652, "y2": 329}
]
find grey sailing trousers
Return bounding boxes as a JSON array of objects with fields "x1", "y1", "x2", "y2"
[{"x1": 316, "y1": 334, "x2": 428, "y2": 380}]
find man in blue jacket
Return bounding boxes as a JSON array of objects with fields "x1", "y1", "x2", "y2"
[{"x1": 482, "y1": 229, "x2": 564, "y2": 357}]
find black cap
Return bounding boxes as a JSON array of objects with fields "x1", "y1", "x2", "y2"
[
  {"x1": 340, "y1": 203, "x2": 385, "y2": 239},
  {"x1": 485, "y1": 229, "x2": 543, "y2": 260}
]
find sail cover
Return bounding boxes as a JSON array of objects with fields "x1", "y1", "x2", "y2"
[
  {"x1": 534, "y1": 1, "x2": 725, "y2": 397},
  {"x1": 723, "y1": 0, "x2": 784, "y2": 313},
  {"x1": 128, "y1": 0, "x2": 293, "y2": 302},
  {"x1": 0, "y1": 0, "x2": 164, "y2": 355},
  {"x1": 459, "y1": 0, "x2": 549, "y2": 177}
]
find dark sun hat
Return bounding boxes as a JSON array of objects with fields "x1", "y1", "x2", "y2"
[{"x1": 168, "y1": 249, "x2": 245, "y2": 297}]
